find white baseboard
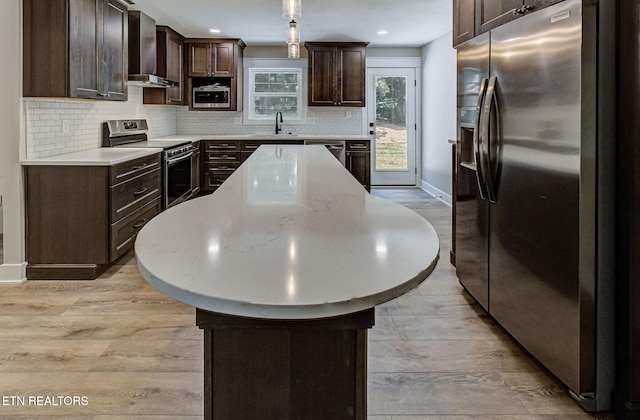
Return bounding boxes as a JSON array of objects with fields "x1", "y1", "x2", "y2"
[
  {"x1": 0, "y1": 262, "x2": 27, "y2": 283},
  {"x1": 420, "y1": 180, "x2": 452, "y2": 207}
]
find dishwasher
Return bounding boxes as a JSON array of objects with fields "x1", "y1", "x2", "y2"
[{"x1": 303, "y1": 139, "x2": 346, "y2": 166}]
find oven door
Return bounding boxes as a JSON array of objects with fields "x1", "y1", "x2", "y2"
[{"x1": 165, "y1": 151, "x2": 193, "y2": 209}]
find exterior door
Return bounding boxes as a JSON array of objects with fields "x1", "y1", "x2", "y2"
[{"x1": 367, "y1": 68, "x2": 417, "y2": 186}]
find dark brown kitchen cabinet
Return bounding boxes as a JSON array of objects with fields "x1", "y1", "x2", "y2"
[
  {"x1": 345, "y1": 140, "x2": 371, "y2": 192},
  {"x1": 474, "y1": 0, "x2": 564, "y2": 35},
  {"x1": 143, "y1": 26, "x2": 185, "y2": 105},
  {"x1": 453, "y1": 0, "x2": 475, "y2": 47},
  {"x1": 23, "y1": 0, "x2": 128, "y2": 101},
  {"x1": 305, "y1": 42, "x2": 368, "y2": 107},
  {"x1": 475, "y1": 0, "x2": 522, "y2": 34},
  {"x1": 201, "y1": 141, "x2": 242, "y2": 192},
  {"x1": 188, "y1": 41, "x2": 238, "y2": 77},
  {"x1": 25, "y1": 153, "x2": 161, "y2": 280}
]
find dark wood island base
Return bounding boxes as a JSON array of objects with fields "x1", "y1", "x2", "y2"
[{"x1": 196, "y1": 308, "x2": 375, "y2": 419}]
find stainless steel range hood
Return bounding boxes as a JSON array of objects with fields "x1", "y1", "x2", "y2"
[{"x1": 128, "y1": 11, "x2": 177, "y2": 88}]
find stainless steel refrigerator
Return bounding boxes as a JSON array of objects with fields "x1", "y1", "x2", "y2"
[{"x1": 455, "y1": 0, "x2": 615, "y2": 411}]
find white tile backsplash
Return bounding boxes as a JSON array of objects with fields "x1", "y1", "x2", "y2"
[
  {"x1": 25, "y1": 87, "x2": 364, "y2": 159},
  {"x1": 24, "y1": 87, "x2": 177, "y2": 159},
  {"x1": 176, "y1": 107, "x2": 363, "y2": 136}
]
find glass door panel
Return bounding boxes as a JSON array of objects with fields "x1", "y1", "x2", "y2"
[{"x1": 368, "y1": 68, "x2": 416, "y2": 186}]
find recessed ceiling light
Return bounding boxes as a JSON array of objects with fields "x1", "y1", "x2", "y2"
[
  {"x1": 209, "y1": 29, "x2": 221, "y2": 33},
  {"x1": 377, "y1": 30, "x2": 388, "y2": 35}
]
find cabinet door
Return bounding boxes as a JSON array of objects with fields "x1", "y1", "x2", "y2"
[
  {"x1": 338, "y1": 46, "x2": 366, "y2": 107},
  {"x1": 346, "y1": 151, "x2": 370, "y2": 191},
  {"x1": 308, "y1": 46, "x2": 338, "y2": 106},
  {"x1": 68, "y1": 0, "x2": 101, "y2": 99},
  {"x1": 189, "y1": 43, "x2": 211, "y2": 76},
  {"x1": 212, "y1": 42, "x2": 234, "y2": 76},
  {"x1": 475, "y1": 0, "x2": 522, "y2": 34},
  {"x1": 453, "y1": 0, "x2": 475, "y2": 47},
  {"x1": 101, "y1": 0, "x2": 127, "y2": 100},
  {"x1": 166, "y1": 31, "x2": 184, "y2": 103}
]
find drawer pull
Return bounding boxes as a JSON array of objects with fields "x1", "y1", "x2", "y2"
[
  {"x1": 133, "y1": 163, "x2": 148, "y2": 170},
  {"x1": 133, "y1": 219, "x2": 147, "y2": 229},
  {"x1": 350, "y1": 144, "x2": 367, "y2": 149},
  {"x1": 133, "y1": 188, "x2": 148, "y2": 196},
  {"x1": 245, "y1": 145, "x2": 259, "y2": 150}
]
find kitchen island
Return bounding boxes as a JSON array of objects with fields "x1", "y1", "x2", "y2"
[{"x1": 135, "y1": 145, "x2": 440, "y2": 419}]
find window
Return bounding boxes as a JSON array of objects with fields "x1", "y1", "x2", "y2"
[{"x1": 248, "y1": 68, "x2": 303, "y2": 121}]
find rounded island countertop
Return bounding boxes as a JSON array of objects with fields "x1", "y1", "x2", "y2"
[{"x1": 135, "y1": 145, "x2": 440, "y2": 319}]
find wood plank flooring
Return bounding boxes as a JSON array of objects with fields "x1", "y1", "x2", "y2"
[{"x1": 0, "y1": 188, "x2": 613, "y2": 419}]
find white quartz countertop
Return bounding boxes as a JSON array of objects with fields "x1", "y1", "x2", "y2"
[
  {"x1": 150, "y1": 134, "x2": 370, "y2": 143},
  {"x1": 135, "y1": 145, "x2": 439, "y2": 319},
  {"x1": 21, "y1": 147, "x2": 162, "y2": 166}
]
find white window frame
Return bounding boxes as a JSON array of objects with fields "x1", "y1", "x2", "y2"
[{"x1": 243, "y1": 58, "x2": 308, "y2": 125}]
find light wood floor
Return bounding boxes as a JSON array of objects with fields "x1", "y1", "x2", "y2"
[{"x1": 0, "y1": 188, "x2": 612, "y2": 419}]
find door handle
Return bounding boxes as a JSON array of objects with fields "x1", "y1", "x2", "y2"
[
  {"x1": 481, "y1": 76, "x2": 498, "y2": 204},
  {"x1": 473, "y1": 78, "x2": 488, "y2": 200}
]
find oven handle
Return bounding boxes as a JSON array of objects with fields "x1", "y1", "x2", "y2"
[{"x1": 166, "y1": 151, "x2": 194, "y2": 165}]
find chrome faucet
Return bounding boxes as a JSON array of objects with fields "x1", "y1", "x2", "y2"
[{"x1": 275, "y1": 111, "x2": 283, "y2": 134}]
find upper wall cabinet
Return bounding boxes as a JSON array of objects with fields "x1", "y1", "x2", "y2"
[
  {"x1": 143, "y1": 26, "x2": 185, "y2": 105},
  {"x1": 475, "y1": 0, "x2": 523, "y2": 34},
  {"x1": 24, "y1": 0, "x2": 128, "y2": 101},
  {"x1": 305, "y1": 42, "x2": 368, "y2": 107},
  {"x1": 187, "y1": 40, "x2": 240, "y2": 78},
  {"x1": 454, "y1": 0, "x2": 565, "y2": 47},
  {"x1": 453, "y1": 0, "x2": 476, "y2": 47}
]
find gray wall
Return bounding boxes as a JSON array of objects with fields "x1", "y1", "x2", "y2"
[{"x1": 420, "y1": 32, "x2": 456, "y2": 204}]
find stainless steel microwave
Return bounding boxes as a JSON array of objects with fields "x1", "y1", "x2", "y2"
[{"x1": 192, "y1": 86, "x2": 230, "y2": 108}]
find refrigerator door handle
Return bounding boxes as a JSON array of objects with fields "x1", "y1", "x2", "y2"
[
  {"x1": 473, "y1": 78, "x2": 489, "y2": 200},
  {"x1": 481, "y1": 76, "x2": 499, "y2": 204}
]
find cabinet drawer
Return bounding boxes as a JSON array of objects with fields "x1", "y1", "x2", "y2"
[
  {"x1": 204, "y1": 170, "x2": 234, "y2": 189},
  {"x1": 204, "y1": 141, "x2": 241, "y2": 151},
  {"x1": 207, "y1": 162, "x2": 240, "y2": 172},
  {"x1": 205, "y1": 151, "x2": 241, "y2": 163},
  {"x1": 110, "y1": 197, "x2": 161, "y2": 260},
  {"x1": 110, "y1": 169, "x2": 161, "y2": 221},
  {"x1": 346, "y1": 140, "x2": 370, "y2": 151},
  {"x1": 111, "y1": 153, "x2": 162, "y2": 185}
]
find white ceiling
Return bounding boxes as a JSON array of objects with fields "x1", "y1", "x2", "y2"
[{"x1": 129, "y1": 0, "x2": 452, "y2": 47}]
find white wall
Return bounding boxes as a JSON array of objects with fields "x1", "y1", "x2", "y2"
[
  {"x1": 420, "y1": 32, "x2": 456, "y2": 205},
  {"x1": 0, "y1": 0, "x2": 26, "y2": 281}
]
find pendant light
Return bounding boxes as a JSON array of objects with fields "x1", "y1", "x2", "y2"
[
  {"x1": 286, "y1": 20, "x2": 300, "y2": 44},
  {"x1": 288, "y1": 42, "x2": 300, "y2": 59},
  {"x1": 282, "y1": 0, "x2": 301, "y2": 20}
]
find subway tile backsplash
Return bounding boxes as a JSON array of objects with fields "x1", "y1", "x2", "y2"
[
  {"x1": 24, "y1": 87, "x2": 177, "y2": 159},
  {"x1": 25, "y1": 86, "x2": 364, "y2": 159},
  {"x1": 176, "y1": 107, "x2": 363, "y2": 136}
]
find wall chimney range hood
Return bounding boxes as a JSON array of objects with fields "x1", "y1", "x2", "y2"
[{"x1": 128, "y1": 11, "x2": 176, "y2": 88}]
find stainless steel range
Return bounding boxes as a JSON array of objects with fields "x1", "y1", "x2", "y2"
[{"x1": 103, "y1": 120, "x2": 196, "y2": 209}]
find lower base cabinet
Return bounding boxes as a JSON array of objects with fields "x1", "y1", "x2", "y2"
[
  {"x1": 25, "y1": 153, "x2": 162, "y2": 280},
  {"x1": 201, "y1": 139, "x2": 370, "y2": 192},
  {"x1": 346, "y1": 140, "x2": 371, "y2": 192}
]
